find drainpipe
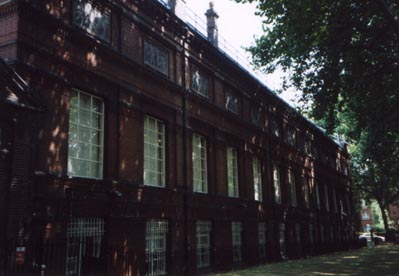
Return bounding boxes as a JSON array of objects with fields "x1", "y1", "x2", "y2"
[{"x1": 181, "y1": 27, "x2": 190, "y2": 276}]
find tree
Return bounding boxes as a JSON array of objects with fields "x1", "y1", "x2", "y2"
[{"x1": 235, "y1": 0, "x2": 399, "y2": 232}]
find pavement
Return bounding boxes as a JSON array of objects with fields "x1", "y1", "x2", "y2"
[{"x1": 212, "y1": 244, "x2": 399, "y2": 276}]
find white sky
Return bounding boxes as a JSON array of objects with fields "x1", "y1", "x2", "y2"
[{"x1": 184, "y1": 0, "x2": 297, "y2": 104}]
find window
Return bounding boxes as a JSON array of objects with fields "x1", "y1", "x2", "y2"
[
  {"x1": 273, "y1": 164, "x2": 281, "y2": 204},
  {"x1": 196, "y1": 221, "x2": 211, "y2": 268},
  {"x1": 304, "y1": 136, "x2": 312, "y2": 155},
  {"x1": 251, "y1": 107, "x2": 263, "y2": 128},
  {"x1": 232, "y1": 222, "x2": 242, "y2": 263},
  {"x1": 324, "y1": 184, "x2": 330, "y2": 211},
  {"x1": 295, "y1": 224, "x2": 301, "y2": 244},
  {"x1": 68, "y1": 89, "x2": 104, "y2": 179},
  {"x1": 227, "y1": 147, "x2": 239, "y2": 197},
  {"x1": 144, "y1": 116, "x2": 165, "y2": 187},
  {"x1": 66, "y1": 218, "x2": 104, "y2": 276},
  {"x1": 271, "y1": 118, "x2": 280, "y2": 137},
  {"x1": 258, "y1": 223, "x2": 266, "y2": 259},
  {"x1": 146, "y1": 220, "x2": 168, "y2": 276},
  {"x1": 287, "y1": 126, "x2": 297, "y2": 147},
  {"x1": 72, "y1": 0, "x2": 110, "y2": 42},
  {"x1": 191, "y1": 66, "x2": 209, "y2": 98},
  {"x1": 333, "y1": 188, "x2": 338, "y2": 213},
  {"x1": 192, "y1": 134, "x2": 208, "y2": 193},
  {"x1": 253, "y1": 157, "x2": 262, "y2": 201},
  {"x1": 320, "y1": 225, "x2": 325, "y2": 242},
  {"x1": 315, "y1": 180, "x2": 321, "y2": 209},
  {"x1": 279, "y1": 223, "x2": 286, "y2": 258},
  {"x1": 225, "y1": 91, "x2": 238, "y2": 114},
  {"x1": 144, "y1": 40, "x2": 169, "y2": 76},
  {"x1": 288, "y1": 169, "x2": 297, "y2": 207},
  {"x1": 309, "y1": 224, "x2": 314, "y2": 245},
  {"x1": 304, "y1": 176, "x2": 310, "y2": 209}
]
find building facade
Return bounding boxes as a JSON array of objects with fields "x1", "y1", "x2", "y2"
[{"x1": 0, "y1": 0, "x2": 356, "y2": 275}]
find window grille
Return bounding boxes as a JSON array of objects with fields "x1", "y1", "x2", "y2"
[
  {"x1": 227, "y1": 147, "x2": 239, "y2": 197},
  {"x1": 192, "y1": 134, "x2": 208, "y2": 193},
  {"x1": 72, "y1": 0, "x2": 110, "y2": 42},
  {"x1": 258, "y1": 223, "x2": 266, "y2": 259},
  {"x1": 273, "y1": 164, "x2": 281, "y2": 204},
  {"x1": 196, "y1": 221, "x2": 211, "y2": 268},
  {"x1": 231, "y1": 222, "x2": 242, "y2": 263},
  {"x1": 66, "y1": 218, "x2": 104, "y2": 276},
  {"x1": 146, "y1": 220, "x2": 168, "y2": 276},
  {"x1": 191, "y1": 66, "x2": 209, "y2": 98},
  {"x1": 225, "y1": 91, "x2": 238, "y2": 114},
  {"x1": 253, "y1": 157, "x2": 262, "y2": 201},
  {"x1": 68, "y1": 89, "x2": 104, "y2": 179},
  {"x1": 288, "y1": 169, "x2": 297, "y2": 207},
  {"x1": 144, "y1": 116, "x2": 165, "y2": 187},
  {"x1": 144, "y1": 40, "x2": 169, "y2": 76}
]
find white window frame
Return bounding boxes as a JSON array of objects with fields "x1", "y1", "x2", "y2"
[
  {"x1": 68, "y1": 89, "x2": 104, "y2": 179},
  {"x1": 227, "y1": 147, "x2": 239, "y2": 197},
  {"x1": 144, "y1": 116, "x2": 166, "y2": 187},
  {"x1": 192, "y1": 134, "x2": 208, "y2": 193},
  {"x1": 273, "y1": 164, "x2": 281, "y2": 204},
  {"x1": 232, "y1": 222, "x2": 242, "y2": 263},
  {"x1": 196, "y1": 221, "x2": 211, "y2": 268},
  {"x1": 288, "y1": 169, "x2": 297, "y2": 207},
  {"x1": 258, "y1": 222, "x2": 266, "y2": 259},
  {"x1": 144, "y1": 40, "x2": 169, "y2": 76},
  {"x1": 253, "y1": 157, "x2": 263, "y2": 201},
  {"x1": 146, "y1": 220, "x2": 168, "y2": 276}
]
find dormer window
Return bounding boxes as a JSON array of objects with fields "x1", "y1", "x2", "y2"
[
  {"x1": 191, "y1": 66, "x2": 209, "y2": 98},
  {"x1": 72, "y1": 0, "x2": 110, "y2": 42}
]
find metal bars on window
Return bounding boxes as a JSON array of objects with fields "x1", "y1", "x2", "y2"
[
  {"x1": 196, "y1": 221, "x2": 211, "y2": 268},
  {"x1": 231, "y1": 222, "x2": 242, "y2": 263},
  {"x1": 144, "y1": 116, "x2": 166, "y2": 187},
  {"x1": 66, "y1": 218, "x2": 105, "y2": 276},
  {"x1": 192, "y1": 134, "x2": 208, "y2": 193},
  {"x1": 146, "y1": 220, "x2": 168, "y2": 276}
]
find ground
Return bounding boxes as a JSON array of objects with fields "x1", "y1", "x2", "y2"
[{"x1": 212, "y1": 244, "x2": 399, "y2": 276}]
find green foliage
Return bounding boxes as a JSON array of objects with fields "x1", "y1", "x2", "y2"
[{"x1": 235, "y1": 0, "x2": 399, "y2": 230}]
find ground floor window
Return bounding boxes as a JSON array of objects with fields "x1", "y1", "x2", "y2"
[
  {"x1": 196, "y1": 221, "x2": 211, "y2": 268},
  {"x1": 146, "y1": 220, "x2": 168, "y2": 276},
  {"x1": 279, "y1": 223, "x2": 286, "y2": 258},
  {"x1": 232, "y1": 222, "x2": 242, "y2": 263},
  {"x1": 66, "y1": 218, "x2": 105, "y2": 276},
  {"x1": 258, "y1": 222, "x2": 266, "y2": 259}
]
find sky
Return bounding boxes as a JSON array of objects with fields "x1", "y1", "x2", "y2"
[{"x1": 183, "y1": 0, "x2": 297, "y2": 104}]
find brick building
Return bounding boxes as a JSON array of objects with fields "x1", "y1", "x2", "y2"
[{"x1": 0, "y1": 0, "x2": 356, "y2": 275}]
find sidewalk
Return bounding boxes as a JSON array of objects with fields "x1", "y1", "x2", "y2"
[{"x1": 212, "y1": 244, "x2": 399, "y2": 276}]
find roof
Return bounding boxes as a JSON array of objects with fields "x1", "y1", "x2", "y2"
[{"x1": 0, "y1": 58, "x2": 41, "y2": 111}]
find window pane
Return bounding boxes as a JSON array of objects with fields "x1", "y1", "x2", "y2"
[
  {"x1": 193, "y1": 134, "x2": 208, "y2": 193},
  {"x1": 144, "y1": 40, "x2": 169, "y2": 76}
]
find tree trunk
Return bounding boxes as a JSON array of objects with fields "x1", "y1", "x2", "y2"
[{"x1": 377, "y1": 201, "x2": 390, "y2": 232}]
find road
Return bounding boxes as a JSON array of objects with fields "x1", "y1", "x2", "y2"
[{"x1": 212, "y1": 244, "x2": 399, "y2": 276}]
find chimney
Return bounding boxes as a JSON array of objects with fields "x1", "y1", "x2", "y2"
[
  {"x1": 168, "y1": 0, "x2": 186, "y2": 20},
  {"x1": 205, "y1": 2, "x2": 219, "y2": 47}
]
